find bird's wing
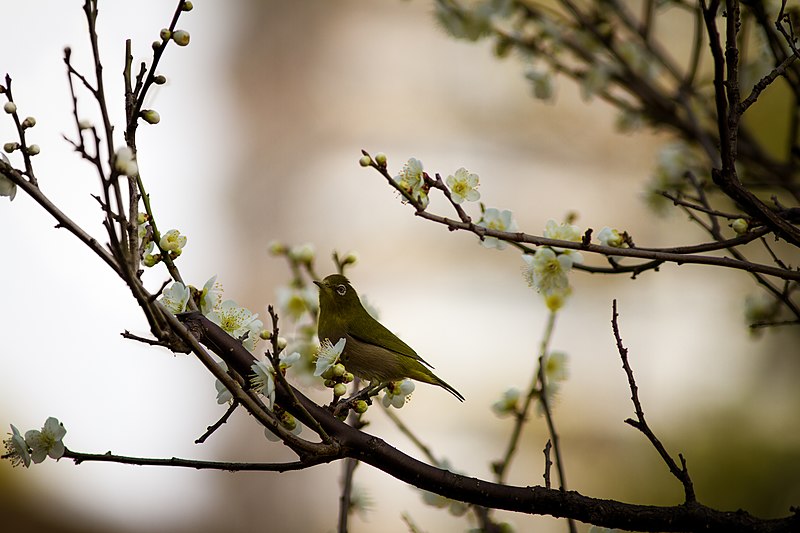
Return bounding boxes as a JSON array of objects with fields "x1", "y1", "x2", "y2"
[{"x1": 348, "y1": 312, "x2": 435, "y2": 368}]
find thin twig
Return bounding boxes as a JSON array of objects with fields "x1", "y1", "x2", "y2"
[
  {"x1": 611, "y1": 300, "x2": 696, "y2": 503},
  {"x1": 196, "y1": 400, "x2": 240, "y2": 444}
]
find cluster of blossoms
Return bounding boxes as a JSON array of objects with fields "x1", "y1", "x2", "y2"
[
  {"x1": 314, "y1": 338, "x2": 360, "y2": 406},
  {"x1": 389, "y1": 157, "x2": 483, "y2": 211},
  {"x1": 139, "y1": 219, "x2": 188, "y2": 267},
  {"x1": 3, "y1": 417, "x2": 66, "y2": 468},
  {"x1": 393, "y1": 157, "x2": 430, "y2": 208},
  {"x1": 521, "y1": 219, "x2": 583, "y2": 311},
  {"x1": 159, "y1": 275, "x2": 266, "y2": 353}
]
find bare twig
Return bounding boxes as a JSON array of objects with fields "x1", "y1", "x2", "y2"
[
  {"x1": 196, "y1": 400, "x2": 240, "y2": 444},
  {"x1": 611, "y1": 300, "x2": 696, "y2": 503}
]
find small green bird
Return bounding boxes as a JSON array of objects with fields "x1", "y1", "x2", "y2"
[{"x1": 314, "y1": 274, "x2": 464, "y2": 401}]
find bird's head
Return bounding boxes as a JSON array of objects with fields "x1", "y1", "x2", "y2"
[{"x1": 313, "y1": 274, "x2": 361, "y2": 313}]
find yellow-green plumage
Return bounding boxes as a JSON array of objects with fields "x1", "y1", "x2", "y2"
[{"x1": 314, "y1": 274, "x2": 464, "y2": 401}]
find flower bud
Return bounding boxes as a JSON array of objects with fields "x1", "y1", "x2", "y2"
[
  {"x1": 342, "y1": 252, "x2": 358, "y2": 265},
  {"x1": 276, "y1": 337, "x2": 287, "y2": 349},
  {"x1": 281, "y1": 413, "x2": 296, "y2": 431},
  {"x1": 343, "y1": 372, "x2": 354, "y2": 383},
  {"x1": 78, "y1": 119, "x2": 93, "y2": 130},
  {"x1": 354, "y1": 400, "x2": 368, "y2": 414},
  {"x1": 141, "y1": 109, "x2": 161, "y2": 124},
  {"x1": 153, "y1": 75, "x2": 167, "y2": 85},
  {"x1": 324, "y1": 379, "x2": 336, "y2": 388},
  {"x1": 267, "y1": 240, "x2": 286, "y2": 255},
  {"x1": 333, "y1": 383, "x2": 347, "y2": 397},
  {"x1": 289, "y1": 243, "x2": 314, "y2": 263},
  {"x1": 152, "y1": 41, "x2": 162, "y2": 50},
  {"x1": 374, "y1": 152, "x2": 387, "y2": 166},
  {"x1": 3, "y1": 142, "x2": 19, "y2": 153},
  {"x1": 332, "y1": 363, "x2": 346, "y2": 378},
  {"x1": 359, "y1": 155, "x2": 372, "y2": 167},
  {"x1": 3, "y1": 102, "x2": 17, "y2": 114},
  {"x1": 160, "y1": 28, "x2": 171, "y2": 40},
  {"x1": 732, "y1": 218, "x2": 748, "y2": 235},
  {"x1": 143, "y1": 254, "x2": 160, "y2": 267},
  {"x1": 182, "y1": 1, "x2": 194, "y2": 11},
  {"x1": 172, "y1": 30, "x2": 191, "y2": 46},
  {"x1": 21, "y1": 116, "x2": 36, "y2": 129},
  {"x1": 26, "y1": 144, "x2": 40, "y2": 156},
  {"x1": 259, "y1": 329, "x2": 272, "y2": 340}
]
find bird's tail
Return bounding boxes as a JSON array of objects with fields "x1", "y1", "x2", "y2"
[
  {"x1": 437, "y1": 377, "x2": 465, "y2": 402},
  {"x1": 409, "y1": 366, "x2": 465, "y2": 401}
]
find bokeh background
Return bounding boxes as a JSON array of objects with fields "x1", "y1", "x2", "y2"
[{"x1": 1, "y1": 1, "x2": 798, "y2": 532}]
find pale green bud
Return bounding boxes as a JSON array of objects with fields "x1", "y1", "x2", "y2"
[
  {"x1": 172, "y1": 30, "x2": 191, "y2": 46},
  {"x1": 3, "y1": 142, "x2": 19, "y2": 153},
  {"x1": 276, "y1": 337, "x2": 288, "y2": 349},
  {"x1": 259, "y1": 329, "x2": 272, "y2": 340},
  {"x1": 333, "y1": 383, "x2": 347, "y2": 397},
  {"x1": 342, "y1": 252, "x2": 358, "y2": 265},
  {"x1": 141, "y1": 109, "x2": 161, "y2": 124},
  {"x1": 359, "y1": 155, "x2": 372, "y2": 167},
  {"x1": 267, "y1": 240, "x2": 286, "y2": 255},
  {"x1": 160, "y1": 29, "x2": 171, "y2": 41},
  {"x1": 374, "y1": 152, "x2": 387, "y2": 166},
  {"x1": 21, "y1": 116, "x2": 36, "y2": 129},
  {"x1": 3, "y1": 102, "x2": 17, "y2": 114},
  {"x1": 182, "y1": 1, "x2": 194, "y2": 11},
  {"x1": 281, "y1": 413, "x2": 296, "y2": 431},
  {"x1": 732, "y1": 218, "x2": 748, "y2": 235},
  {"x1": 343, "y1": 372, "x2": 354, "y2": 383},
  {"x1": 26, "y1": 144, "x2": 40, "y2": 156},
  {"x1": 143, "y1": 254, "x2": 160, "y2": 267},
  {"x1": 354, "y1": 400, "x2": 368, "y2": 414},
  {"x1": 332, "y1": 363, "x2": 346, "y2": 378},
  {"x1": 324, "y1": 379, "x2": 336, "y2": 388}
]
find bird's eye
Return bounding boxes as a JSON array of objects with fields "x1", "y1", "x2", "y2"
[{"x1": 336, "y1": 284, "x2": 347, "y2": 296}]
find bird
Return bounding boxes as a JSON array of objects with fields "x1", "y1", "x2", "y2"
[{"x1": 314, "y1": 274, "x2": 465, "y2": 401}]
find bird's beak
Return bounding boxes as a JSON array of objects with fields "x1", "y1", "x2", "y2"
[{"x1": 313, "y1": 280, "x2": 322, "y2": 289}]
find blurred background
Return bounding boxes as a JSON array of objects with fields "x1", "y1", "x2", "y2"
[{"x1": 1, "y1": 1, "x2": 798, "y2": 532}]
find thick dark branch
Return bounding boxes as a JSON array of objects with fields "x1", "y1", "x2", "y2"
[{"x1": 178, "y1": 308, "x2": 799, "y2": 532}]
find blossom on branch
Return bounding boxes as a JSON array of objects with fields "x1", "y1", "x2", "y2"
[
  {"x1": 3, "y1": 425, "x2": 30, "y2": 468},
  {"x1": 207, "y1": 300, "x2": 264, "y2": 352},
  {"x1": 159, "y1": 281, "x2": 190, "y2": 314},
  {"x1": 477, "y1": 207, "x2": 517, "y2": 250},
  {"x1": 0, "y1": 153, "x2": 16, "y2": 200},
  {"x1": 382, "y1": 379, "x2": 415, "y2": 408},
  {"x1": 24, "y1": 417, "x2": 66, "y2": 464},
  {"x1": 445, "y1": 167, "x2": 480, "y2": 203},
  {"x1": 394, "y1": 157, "x2": 429, "y2": 208}
]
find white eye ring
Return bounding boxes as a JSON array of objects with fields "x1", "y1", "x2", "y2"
[{"x1": 336, "y1": 284, "x2": 347, "y2": 296}]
